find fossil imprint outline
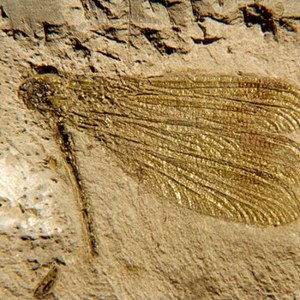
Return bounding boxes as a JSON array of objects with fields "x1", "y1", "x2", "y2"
[{"x1": 19, "y1": 73, "x2": 300, "y2": 245}]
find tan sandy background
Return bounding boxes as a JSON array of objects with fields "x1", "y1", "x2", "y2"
[{"x1": 0, "y1": 0, "x2": 300, "y2": 299}]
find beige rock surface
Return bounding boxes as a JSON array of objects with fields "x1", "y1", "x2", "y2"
[{"x1": 0, "y1": 0, "x2": 300, "y2": 299}]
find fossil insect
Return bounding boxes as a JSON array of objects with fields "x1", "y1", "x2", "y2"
[{"x1": 19, "y1": 73, "x2": 300, "y2": 226}]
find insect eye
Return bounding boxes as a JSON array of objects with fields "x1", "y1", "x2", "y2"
[
  {"x1": 32, "y1": 81, "x2": 53, "y2": 102},
  {"x1": 20, "y1": 78, "x2": 55, "y2": 111}
]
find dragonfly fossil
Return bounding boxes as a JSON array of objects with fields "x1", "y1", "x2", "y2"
[{"x1": 19, "y1": 73, "x2": 300, "y2": 232}]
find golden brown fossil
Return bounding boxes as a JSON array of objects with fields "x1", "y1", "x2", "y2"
[
  {"x1": 19, "y1": 73, "x2": 300, "y2": 226},
  {"x1": 34, "y1": 265, "x2": 60, "y2": 299}
]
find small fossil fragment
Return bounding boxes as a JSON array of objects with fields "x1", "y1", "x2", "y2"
[
  {"x1": 19, "y1": 73, "x2": 300, "y2": 226},
  {"x1": 34, "y1": 265, "x2": 60, "y2": 299}
]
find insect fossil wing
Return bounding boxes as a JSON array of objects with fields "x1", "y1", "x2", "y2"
[
  {"x1": 141, "y1": 75, "x2": 300, "y2": 134},
  {"x1": 20, "y1": 74, "x2": 300, "y2": 225},
  {"x1": 101, "y1": 115, "x2": 300, "y2": 225},
  {"x1": 103, "y1": 75, "x2": 300, "y2": 225}
]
